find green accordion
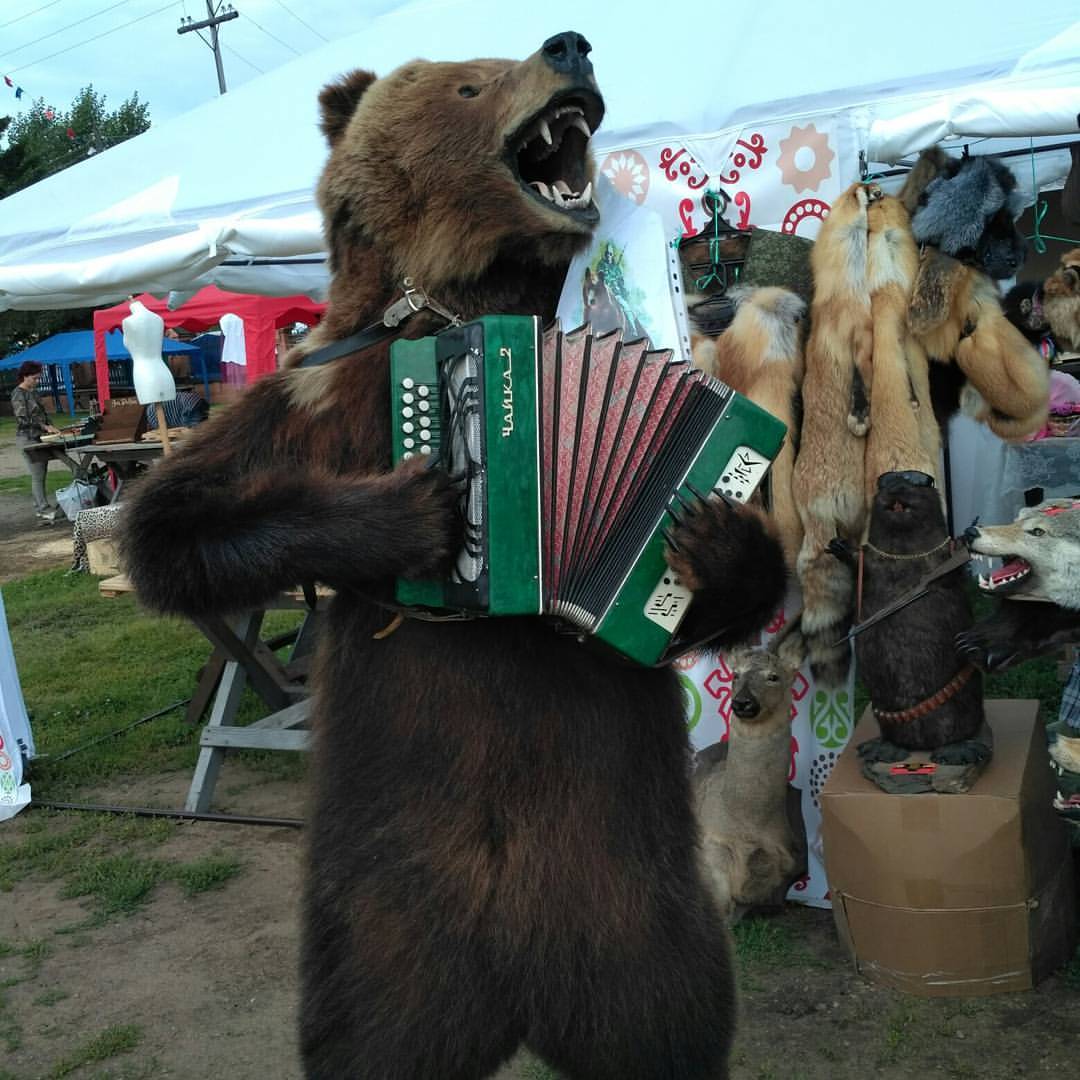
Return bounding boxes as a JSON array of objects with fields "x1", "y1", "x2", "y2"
[{"x1": 391, "y1": 315, "x2": 786, "y2": 666}]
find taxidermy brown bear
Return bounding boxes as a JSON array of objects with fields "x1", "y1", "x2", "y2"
[
  {"x1": 851, "y1": 472, "x2": 986, "y2": 767},
  {"x1": 121, "y1": 34, "x2": 786, "y2": 1080}
]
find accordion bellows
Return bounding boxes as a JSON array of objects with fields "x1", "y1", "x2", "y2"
[{"x1": 391, "y1": 316, "x2": 785, "y2": 665}]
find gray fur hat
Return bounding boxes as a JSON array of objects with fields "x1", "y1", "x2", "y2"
[{"x1": 910, "y1": 156, "x2": 1026, "y2": 255}]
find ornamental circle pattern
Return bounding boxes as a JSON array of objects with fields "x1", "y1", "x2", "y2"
[
  {"x1": 600, "y1": 151, "x2": 650, "y2": 205},
  {"x1": 776, "y1": 123, "x2": 835, "y2": 193}
]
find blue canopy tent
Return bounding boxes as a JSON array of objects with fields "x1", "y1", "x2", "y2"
[{"x1": 1, "y1": 330, "x2": 199, "y2": 417}]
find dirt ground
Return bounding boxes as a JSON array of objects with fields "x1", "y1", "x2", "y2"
[
  {"x1": 0, "y1": 434, "x2": 76, "y2": 583},
  {"x1": 2, "y1": 758, "x2": 1078, "y2": 1080}
]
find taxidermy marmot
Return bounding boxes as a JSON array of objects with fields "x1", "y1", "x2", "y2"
[
  {"x1": 692, "y1": 285, "x2": 805, "y2": 572},
  {"x1": 855, "y1": 472, "x2": 986, "y2": 766}
]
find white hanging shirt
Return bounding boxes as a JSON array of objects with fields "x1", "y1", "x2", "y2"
[{"x1": 220, "y1": 312, "x2": 247, "y2": 366}]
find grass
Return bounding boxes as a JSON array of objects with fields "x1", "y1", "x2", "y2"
[
  {"x1": 48, "y1": 1024, "x2": 141, "y2": 1079},
  {"x1": 0, "y1": 469, "x2": 72, "y2": 497},
  {"x1": 4, "y1": 567, "x2": 306, "y2": 799}
]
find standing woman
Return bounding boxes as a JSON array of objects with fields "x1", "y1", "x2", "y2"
[{"x1": 11, "y1": 361, "x2": 60, "y2": 520}]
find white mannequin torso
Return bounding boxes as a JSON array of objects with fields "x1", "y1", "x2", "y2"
[{"x1": 123, "y1": 300, "x2": 176, "y2": 404}]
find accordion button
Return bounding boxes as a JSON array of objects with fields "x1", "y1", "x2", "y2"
[
  {"x1": 402, "y1": 406, "x2": 414, "y2": 418},
  {"x1": 419, "y1": 417, "x2": 431, "y2": 428},
  {"x1": 420, "y1": 445, "x2": 433, "y2": 455},
  {"x1": 403, "y1": 451, "x2": 414, "y2": 459},
  {"x1": 402, "y1": 392, "x2": 415, "y2": 404},
  {"x1": 403, "y1": 438, "x2": 415, "y2": 449},
  {"x1": 417, "y1": 385, "x2": 430, "y2": 397},
  {"x1": 402, "y1": 378, "x2": 415, "y2": 389},
  {"x1": 419, "y1": 431, "x2": 431, "y2": 442},
  {"x1": 403, "y1": 422, "x2": 414, "y2": 433},
  {"x1": 418, "y1": 401, "x2": 430, "y2": 413}
]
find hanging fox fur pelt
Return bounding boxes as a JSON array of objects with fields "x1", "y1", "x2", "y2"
[
  {"x1": 864, "y1": 193, "x2": 940, "y2": 498},
  {"x1": 691, "y1": 286, "x2": 805, "y2": 572},
  {"x1": 791, "y1": 181, "x2": 878, "y2": 686},
  {"x1": 908, "y1": 250, "x2": 1049, "y2": 440}
]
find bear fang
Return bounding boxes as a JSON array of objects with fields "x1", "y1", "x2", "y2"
[{"x1": 499, "y1": 345, "x2": 514, "y2": 437}]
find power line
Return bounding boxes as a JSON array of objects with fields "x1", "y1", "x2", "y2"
[
  {"x1": 241, "y1": 10, "x2": 301, "y2": 56},
  {"x1": 0, "y1": 0, "x2": 134, "y2": 65},
  {"x1": 269, "y1": 0, "x2": 327, "y2": 44},
  {"x1": 0, "y1": 0, "x2": 69, "y2": 34},
  {"x1": 8, "y1": 0, "x2": 181, "y2": 77},
  {"x1": 224, "y1": 42, "x2": 263, "y2": 75}
]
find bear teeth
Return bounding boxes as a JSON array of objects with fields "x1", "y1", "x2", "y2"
[{"x1": 530, "y1": 179, "x2": 593, "y2": 211}]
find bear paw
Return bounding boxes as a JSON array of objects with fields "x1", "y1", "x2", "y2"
[{"x1": 931, "y1": 737, "x2": 994, "y2": 767}]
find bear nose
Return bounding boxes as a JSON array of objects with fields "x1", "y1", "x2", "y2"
[{"x1": 541, "y1": 32, "x2": 593, "y2": 77}]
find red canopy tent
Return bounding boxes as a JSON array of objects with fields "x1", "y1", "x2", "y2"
[{"x1": 92, "y1": 286, "x2": 325, "y2": 405}]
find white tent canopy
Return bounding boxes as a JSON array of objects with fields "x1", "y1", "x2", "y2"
[{"x1": 0, "y1": 0, "x2": 1077, "y2": 310}]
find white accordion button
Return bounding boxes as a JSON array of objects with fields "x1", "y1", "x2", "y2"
[{"x1": 402, "y1": 377, "x2": 415, "y2": 389}]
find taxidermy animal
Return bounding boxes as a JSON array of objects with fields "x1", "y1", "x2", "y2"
[
  {"x1": 957, "y1": 498, "x2": 1080, "y2": 672},
  {"x1": 692, "y1": 619, "x2": 808, "y2": 921},
  {"x1": 1042, "y1": 247, "x2": 1080, "y2": 351},
  {"x1": 791, "y1": 180, "x2": 880, "y2": 686},
  {"x1": 901, "y1": 149, "x2": 1048, "y2": 439},
  {"x1": 121, "y1": 34, "x2": 787, "y2": 1080},
  {"x1": 1003, "y1": 280, "x2": 1052, "y2": 345},
  {"x1": 853, "y1": 472, "x2": 986, "y2": 766},
  {"x1": 864, "y1": 193, "x2": 940, "y2": 497},
  {"x1": 691, "y1": 285, "x2": 805, "y2": 572}
]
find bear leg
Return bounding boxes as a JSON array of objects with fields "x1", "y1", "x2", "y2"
[
  {"x1": 299, "y1": 894, "x2": 522, "y2": 1080},
  {"x1": 523, "y1": 895, "x2": 734, "y2": 1080}
]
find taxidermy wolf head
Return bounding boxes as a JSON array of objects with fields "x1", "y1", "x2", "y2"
[
  {"x1": 967, "y1": 499, "x2": 1080, "y2": 609},
  {"x1": 902, "y1": 150, "x2": 1027, "y2": 280}
]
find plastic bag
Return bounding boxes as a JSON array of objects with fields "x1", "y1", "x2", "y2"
[{"x1": 55, "y1": 479, "x2": 100, "y2": 521}]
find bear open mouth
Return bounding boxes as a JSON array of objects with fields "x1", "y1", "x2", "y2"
[
  {"x1": 977, "y1": 555, "x2": 1032, "y2": 594},
  {"x1": 507, "y1": 92, "x2": 602, "y2": 221}
]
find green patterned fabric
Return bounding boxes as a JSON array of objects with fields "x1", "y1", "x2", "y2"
[{"x1": 741, "y1": 228, "x2": 814, "y2": 303}]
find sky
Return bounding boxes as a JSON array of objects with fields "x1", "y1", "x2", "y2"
[{"x1": 0, "y1": 0, "x2": 396, "y2": 129}]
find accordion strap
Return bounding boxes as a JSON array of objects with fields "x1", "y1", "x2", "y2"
[{"x1": 298, "y1": 277, "x2": 462, "y2": 369}]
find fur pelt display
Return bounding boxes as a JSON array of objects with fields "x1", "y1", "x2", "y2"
[
  {"x1": 909, "y1": 248, "x2": 1049, "y2": 439},
  {"x1": 120, "y1": 38, "x2": 787, "y2": 1080},
  {"x1": 1042, "y1": 247, "x2": 1080, "y2": 351},
  {"x1": 790, "y1": 181, "x2": 875, "y2": 685},
  {"x1": 900, "y1": 150, "x2": 1049, "y2": 439},
  {"x1": 901, "y1": 148, "x2": 1026, "y2": 281},
  {"x1": 692, "y1": 285, "x2": 805, "y2": 572},
  {"x1": 854, "y1": 473, "x2": 985, "y2": 765},
  {"x1": 1003, "y1": 280, "x2": 1051, "y2": 344}
]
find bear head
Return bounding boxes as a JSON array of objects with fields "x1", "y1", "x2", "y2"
[{"x1": 315, "y1": 32, "x2": 604, "y2": 314}]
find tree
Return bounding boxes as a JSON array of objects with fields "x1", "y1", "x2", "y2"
[{"x1": 0, "y1": 86, "x2": 152, "y2": 358}]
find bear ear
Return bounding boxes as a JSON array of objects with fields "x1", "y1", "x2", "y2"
[{"x1": 318, "y1": 70, "x2": 377, "y2": 146}]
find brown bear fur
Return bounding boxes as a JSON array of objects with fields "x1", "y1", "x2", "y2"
[
  {"x1": 691, "y1": 285, "x2": 805, "y2": 573},
  {"x1": 120, "y1": 37, "x2": 786, "y2": 1080}
]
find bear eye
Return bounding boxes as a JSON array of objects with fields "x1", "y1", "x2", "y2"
[
  {"x1": 767, "y1": 674, "x2": 780, "y2": 683},
  {"x1": 1029, "y1": 527, "x2": 1046, "y2": 536},
  {"x1": 458, "y1": 85, "x2": 480, "y2": 98}
]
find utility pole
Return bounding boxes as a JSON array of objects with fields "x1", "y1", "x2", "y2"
[{"x1": 178, "y1": 1, "x2": 238, "y2": 95}]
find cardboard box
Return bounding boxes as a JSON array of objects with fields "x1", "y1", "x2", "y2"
[{"x1": 821, "y1": 700, "x2": 1076, "y2": 996}]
